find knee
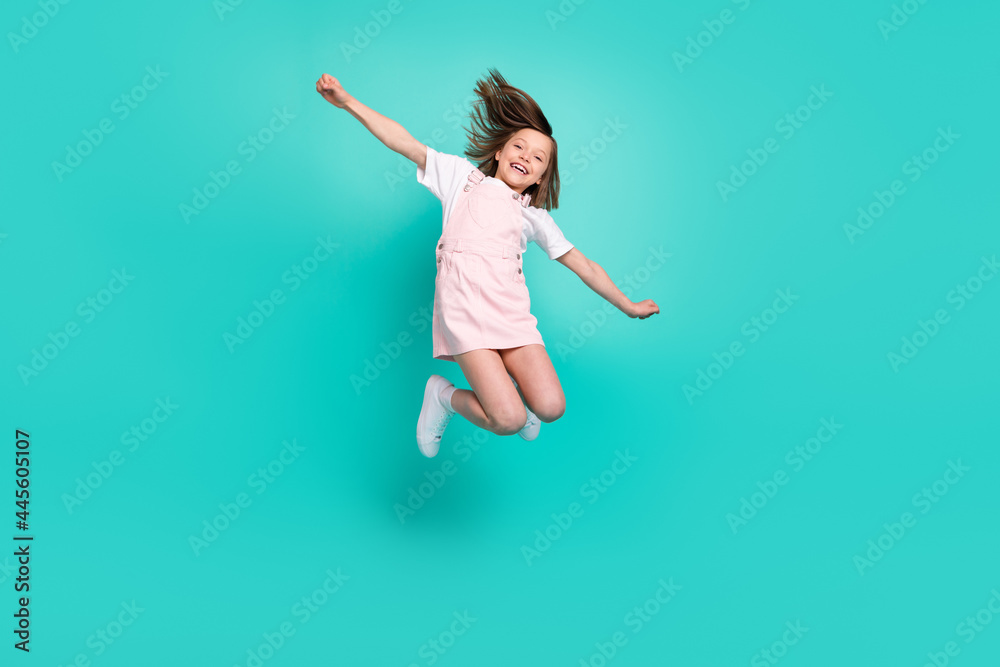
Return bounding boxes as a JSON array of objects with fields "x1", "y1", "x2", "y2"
[
  {"x1": 489, "y1": 403, "x2": 528, "y2": 436},
  {"x1": 532, "y1": 397, "x2": 565, "y2": 423}
]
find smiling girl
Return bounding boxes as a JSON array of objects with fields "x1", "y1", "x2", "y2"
[{"x1": 316, "y1": 68, "x2": 659, "y2": 457}]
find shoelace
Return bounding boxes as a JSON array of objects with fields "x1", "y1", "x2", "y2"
[{"x1": 432, "y1": 411, "x2": 453, "y2": 440}]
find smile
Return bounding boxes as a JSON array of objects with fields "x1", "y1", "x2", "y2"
[{"x1": 510, "y1": 163, "x2": 528, "y2": 175}]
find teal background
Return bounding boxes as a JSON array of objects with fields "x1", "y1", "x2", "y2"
[{"x1": 2, "y1": 0, "x2": 998, "y2": 664}]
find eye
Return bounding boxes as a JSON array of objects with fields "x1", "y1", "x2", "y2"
[{"x1": 535, "y1": 156, "x2": 542, "y2": 161}]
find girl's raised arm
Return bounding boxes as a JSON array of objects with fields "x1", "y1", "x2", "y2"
[
  {"x1": 557, "y1": 248, "x2": 660, "y2": 320},
  {"x1": 316, "y1": 73, "x2": 427, "y2": 170}
]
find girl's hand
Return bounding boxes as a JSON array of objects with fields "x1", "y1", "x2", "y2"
[
  {"x1": 628, "y1": 299, "x2": 659, "y2": 319},
  {"x1": 316, "y1": 73, "x2": 353, "y2": 108}
]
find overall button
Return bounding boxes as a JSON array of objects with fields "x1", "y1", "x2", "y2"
[
  {"x1": 517, "y1": 268, "x2": 522, "y2": 274},
  {"x1": 438, "y1": 243, "x2": 443, "y2": 248},
  {"x1": 516, "y1": 253, "x2": 520, "y2": 259},
  {"x1": 437, "y1": 257, "x2": 441, "y2": 263}
]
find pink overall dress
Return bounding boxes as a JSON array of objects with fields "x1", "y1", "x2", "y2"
[{"x1": 432, "y1": 168, "x2": 543, "y2": 362}]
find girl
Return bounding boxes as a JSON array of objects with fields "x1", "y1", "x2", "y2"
[{"x1": 316, "y1": 69, "x2": 659, "y2": 457}]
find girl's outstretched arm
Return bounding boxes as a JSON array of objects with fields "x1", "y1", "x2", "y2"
[
  {"x1": 556, "y1": 248, "x2": 659, "y2": 319},
  {"x1": 316, "y1": 73, "x2": 427, "y2": 170}
]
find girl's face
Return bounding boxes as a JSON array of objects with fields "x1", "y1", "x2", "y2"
[{"x1": 494, "y1": 129, "x2": 552, "y2": 193}]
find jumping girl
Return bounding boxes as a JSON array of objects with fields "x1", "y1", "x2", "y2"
[{"x1": 316, "y1": 68, "x2": 659, "y2": 457}]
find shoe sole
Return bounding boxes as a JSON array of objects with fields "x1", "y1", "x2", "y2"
[{"x1": 417, "y1": 375, "x2": 449, "y2": 457}]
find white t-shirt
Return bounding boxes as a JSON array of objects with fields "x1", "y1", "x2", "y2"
[{"x1": 416, "y1": 145, "x2": 575, "y2": 260}]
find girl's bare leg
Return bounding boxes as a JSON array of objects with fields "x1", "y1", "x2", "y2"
[
  {"x1": 451, "y1": 349, "x2": 527, "y2": 436},
  {"x1": 498, "y1": 344, "x2": 565, "y2": 422}
]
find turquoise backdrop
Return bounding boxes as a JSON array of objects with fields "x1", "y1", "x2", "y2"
[{"x1": 2, "y1": 0, "x2": 998, "y2": 665}]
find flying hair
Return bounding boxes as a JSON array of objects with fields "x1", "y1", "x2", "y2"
[{"x1": 463, "y1": 68, "x2": 560, "y2": 211}]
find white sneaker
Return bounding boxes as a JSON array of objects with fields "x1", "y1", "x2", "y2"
[
  {"x1": 507, "y1": 375, "x2": 541, "y2": 441},
  {"x1": 518, "y1": 405, "x2": 541, "y2": 441},
  {"x1": 416, "y1": 375, "x2": 455, "y2": 457}
]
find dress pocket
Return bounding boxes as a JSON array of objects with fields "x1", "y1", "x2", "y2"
[
  {"x1": 438, "y1": 252, "x2": 482, "y2": 307},
  {"x1": 467, "y1": 187, "x2": 514, "y2": 231}
]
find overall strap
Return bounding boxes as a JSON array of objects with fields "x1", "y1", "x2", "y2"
[
  {"x1": 463, "y1": 168, "x2": 485, "y2": 191},
  {"x1": 463, "y1": 166, "x2": 533, "y2": 207}
]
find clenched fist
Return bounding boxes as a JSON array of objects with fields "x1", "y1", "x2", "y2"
[
  {"x1": 628, "y1": 299, "x2": 660, "y2": 320},
  {"x1": 316, "y1": 73, "x2": 352, "y2": 108}
]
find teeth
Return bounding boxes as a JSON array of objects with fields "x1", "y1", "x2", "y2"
[{"x1": 511, "y1": 164, "x2": 526, "y2": 174}]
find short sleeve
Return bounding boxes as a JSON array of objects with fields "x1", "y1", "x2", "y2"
[
  {"x1": 522, "y1": 206, "x2": 574, "y2": 260},
  {"x1": 416, "y1": 145, "x2": 475, "y2": 205}
]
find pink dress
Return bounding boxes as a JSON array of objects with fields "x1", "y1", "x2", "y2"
[{"x1": 432, "y1": 168, "x2": 542, "y2": 362}]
